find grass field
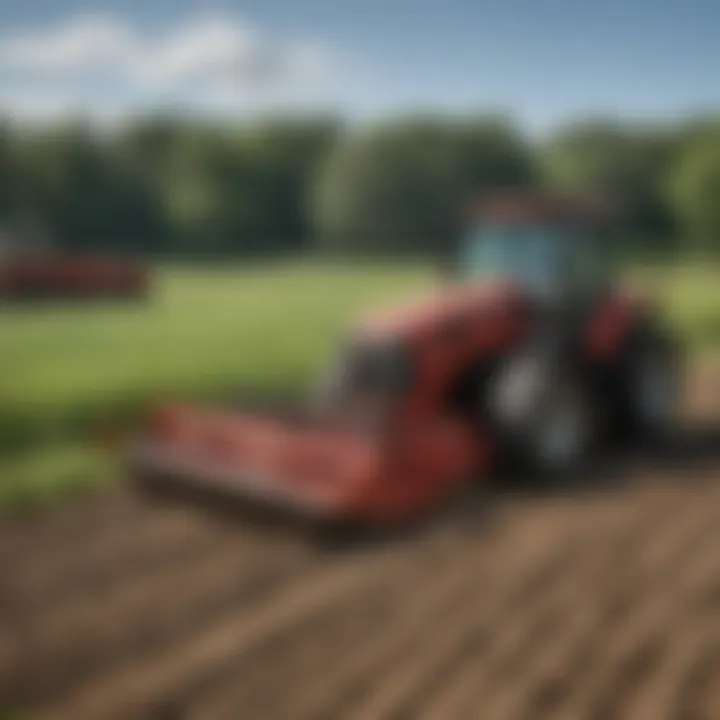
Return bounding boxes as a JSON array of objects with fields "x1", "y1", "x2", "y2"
[
  {"x1": 0, "y1": 262, "x2": 431, "y2": 451},
  {"x1": 0, "y1": 260, "x2": 718, "y2": 513}
]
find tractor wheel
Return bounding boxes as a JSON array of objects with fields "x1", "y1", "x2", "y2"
[
  {"x1": 485, "y1": 350, "x2": 595, "y2": 479},
  {"x1": 612, "y1": 328, "x2": 681, "y2": 444}
]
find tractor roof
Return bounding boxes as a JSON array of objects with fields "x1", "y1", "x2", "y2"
[{"x1": 468, "y1": 190, "x2": 614, "y2": 228}]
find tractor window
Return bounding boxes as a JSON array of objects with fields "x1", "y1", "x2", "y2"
[
  {"x1": 518, "y1": 228, "x2": 562, "y2": 291},
  {"x1": 460, "y1": 226, "x2": 561, "y2": 293},
  {"x1": 565, "y1": 231, "x2": 610, "y2": 294}
]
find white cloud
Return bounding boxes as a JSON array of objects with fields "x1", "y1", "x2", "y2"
[
  {"x1": 0, "y1": 13, "x2": 342, "y2": 119},
  {"x1": 0, "y1": 16, "x2": 134, "y2": 75}
]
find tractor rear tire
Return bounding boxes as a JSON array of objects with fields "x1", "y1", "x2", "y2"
[{"x1": 611, "y1": 327, "x2": 681, "y2": 445}]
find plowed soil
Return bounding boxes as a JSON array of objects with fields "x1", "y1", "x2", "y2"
[{"x1": 1, "y1": 359, "x2": 719, "y2": 720}]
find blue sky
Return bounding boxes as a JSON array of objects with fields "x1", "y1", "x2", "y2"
[{"x1": 0, "y1": 0, "x2": 717, "y2": 129}]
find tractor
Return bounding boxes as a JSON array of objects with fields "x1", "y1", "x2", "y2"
[
  {"x1": 129, "y1": 191, "x2": 680, "y2": 525},
  {"x1": 0, "y1": 223, "x2": 149, "y2": 302}
]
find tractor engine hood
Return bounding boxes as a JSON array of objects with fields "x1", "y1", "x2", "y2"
[{"x1": 357, "y1": 278, "x2": 525, "y2": 343}]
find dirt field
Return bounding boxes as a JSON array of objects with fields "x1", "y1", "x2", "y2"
[{"x1": 1, "y1": 360, "x2": 719, "y2": 720}]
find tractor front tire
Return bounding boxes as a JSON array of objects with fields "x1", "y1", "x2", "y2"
[{"x1": 485, "y1": 349, "x2": 596, "y2": 481}]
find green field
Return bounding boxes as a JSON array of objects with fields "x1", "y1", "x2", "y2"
[
  {"x1": 0, "y1": 262, "x2": 431, "y2": 451},
  {"x1": 0, "y1": 260, "x2": 718, "y2": 513}
]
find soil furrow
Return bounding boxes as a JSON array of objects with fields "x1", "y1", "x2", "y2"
[
  {"x1": 410, "y1": 493, "x2": 684, "y2": 720},
  {"x1": 0, "y1": 361, "x2": 718, "y2": 720},
  {"x1": 296, "y1": 522, "x2": 587, "y2": 720},
  {"x1": 555, "y1": 528, "x2": 720, "y2": 720},
  {"x1": 35, "y1": 544, "x2": 411, "y2": 719},
  {"x1": 0, "y1": 527, "x2": 313, "y2": 706}
]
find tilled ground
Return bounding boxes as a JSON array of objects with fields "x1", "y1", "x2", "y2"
[{"x1": 1, "y1": 361, "x2": 719, "y2": 720}]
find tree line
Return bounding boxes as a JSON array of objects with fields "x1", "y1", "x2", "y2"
[{"x1": 0, "y1": 113, "x2": 719, "y2": 258}]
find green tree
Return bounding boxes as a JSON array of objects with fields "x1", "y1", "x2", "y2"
[
  {"x1": 668, "y1": 127, "x2": 720, "y2": 255},
  {"x1": 155, "y1": 118, "x2": 340, "y2": 257},
  {"x1": 542, "y1": 120, "x2": 678, "y2": 249},
  {"x1": 313, "y1": 116, "x2": 534, "y2": 256},
  {"x1": 0, "y1": 123, "x2": 20, "y2": 218},
  {"x1": 453, "y1": 117, "x2": 537, "y2": 194},
  {"x1": 12, "y1": 121, "x2": 162, "y2": 253}
]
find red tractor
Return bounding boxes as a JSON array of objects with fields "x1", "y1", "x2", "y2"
[
  {"x1": 0, "y1": 226, "x2": 149, "y2": 302},
  {"x1": 129, "y1": 192, "x2": 680, "y2": 525}
]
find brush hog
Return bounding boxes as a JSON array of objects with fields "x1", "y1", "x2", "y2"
[{"x1": 129, "y1": 387, "x2": 484, "y2": 526}]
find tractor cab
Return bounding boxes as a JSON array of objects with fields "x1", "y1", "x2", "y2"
[
  {"x1": 454, "y1": 191, "x2": 614, "y2": 302},
  {"x1": 459, "y1": 223, "x2": 609, "y2": 298}
]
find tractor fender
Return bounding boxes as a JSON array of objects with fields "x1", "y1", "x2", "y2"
[{"x1": 585, "y1": 292, "x2": 655, "y2": 361}]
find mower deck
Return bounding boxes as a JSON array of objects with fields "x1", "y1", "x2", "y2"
[{"x1": 129, "y1": 441, "x2": 338, "y2": 518}]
